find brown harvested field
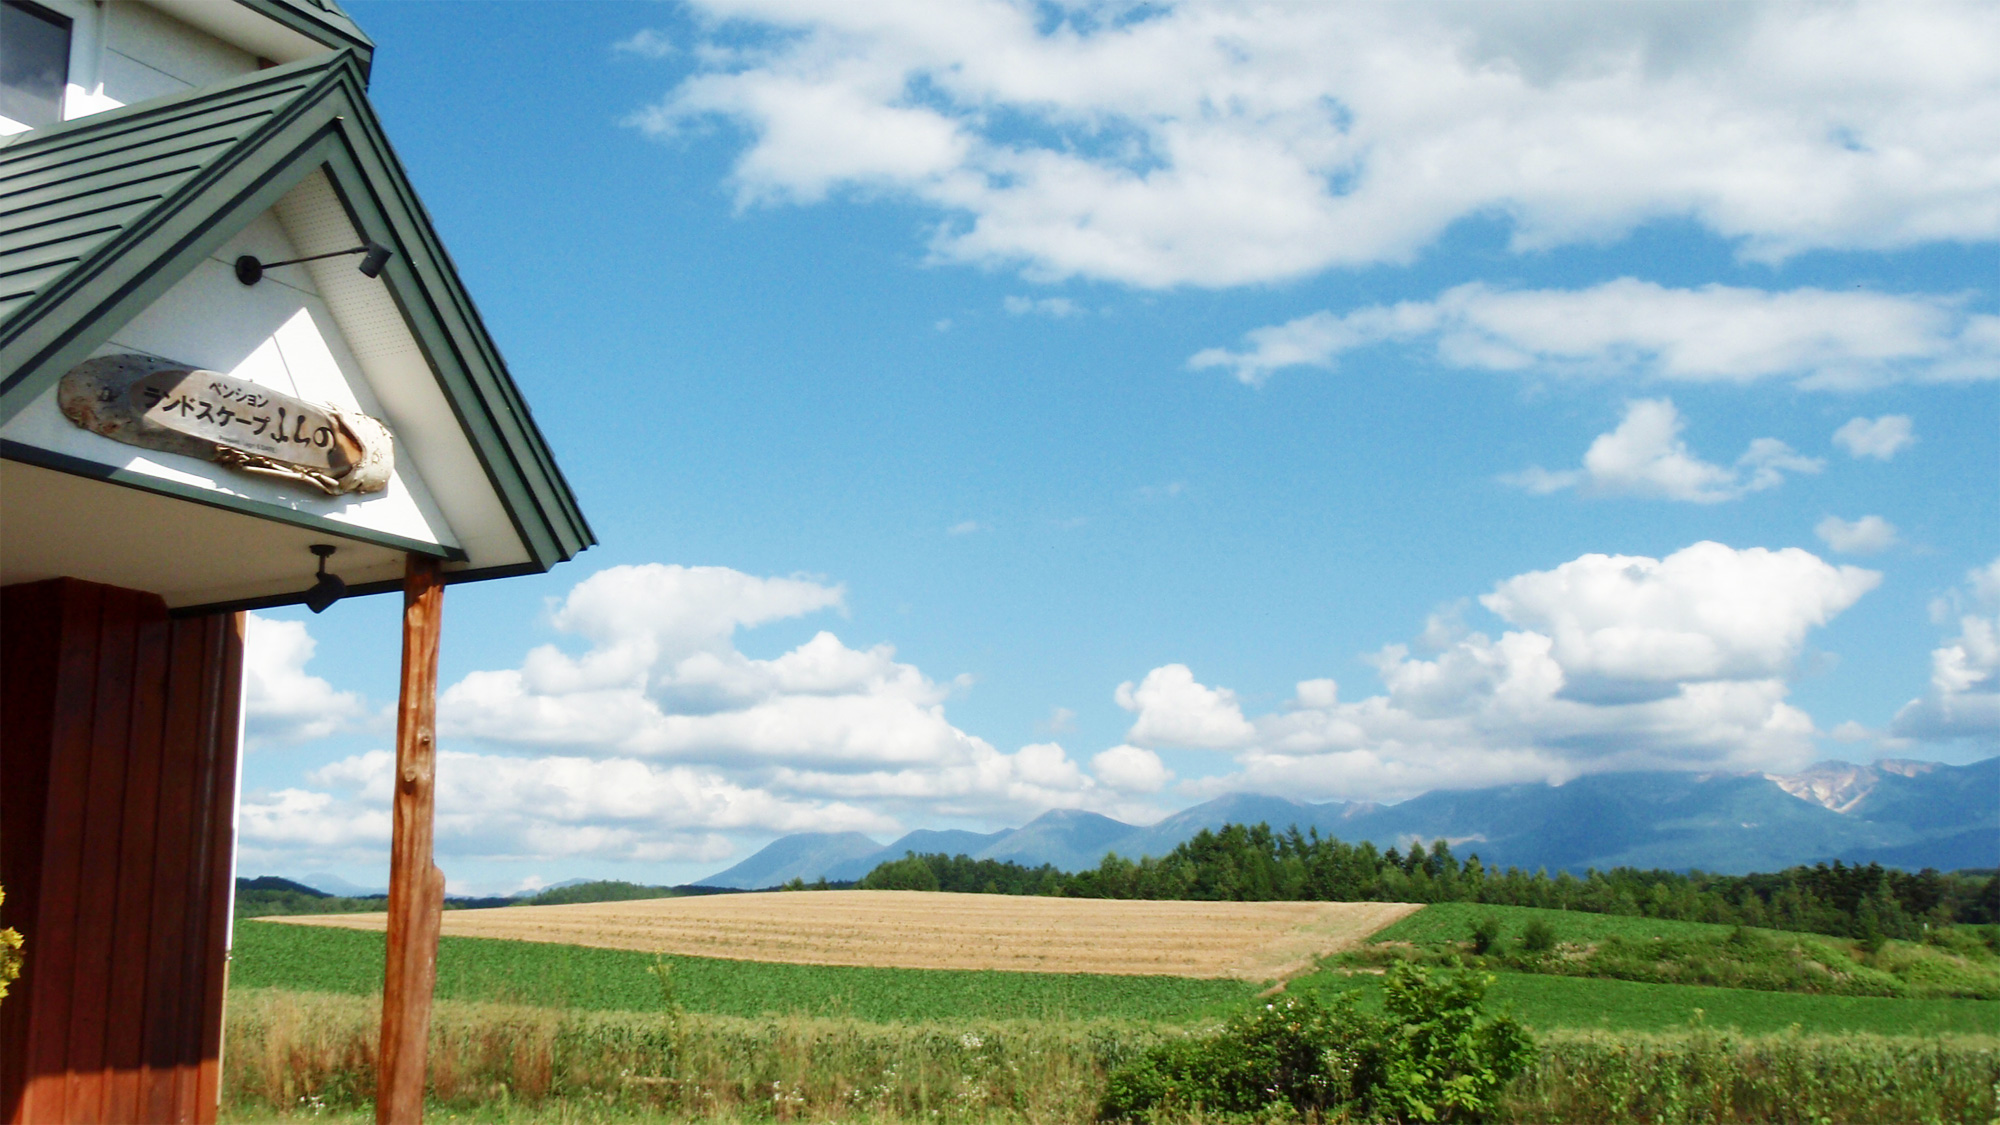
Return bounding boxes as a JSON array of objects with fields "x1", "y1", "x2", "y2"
[{"x1": 269, "y1": 891, "x2": 1421, "y2": 979}]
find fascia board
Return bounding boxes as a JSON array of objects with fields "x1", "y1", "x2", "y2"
[{"x1": 307, "y1": 85, "x2": 595, "y2": 564}]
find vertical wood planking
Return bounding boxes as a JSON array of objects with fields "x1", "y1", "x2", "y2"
[
  {"x1": 63, "y1": 587, "x2": 142, "y2": 1121},
  {"x1": 0, "y1": 584, "x2": 62, "y2": 1124},
  {"x1": 20, "y1": 582, "x2": 102, "y2": 1122},
  {"x1": 139, "y1": 616, "x2": 209, "y2": 1125},
  {"x1": 377, "y1": 556, "x2": 445, "y2": 1125},
  {"x1": 1, "y1": 579, "x2": 243, "y2": 1125},
  {"x1": 190, "y1": 613, "x2": 244, "y2": 1120},
  {"x1": 101, "y1": 605, "x2": 170, "y2": 1123}
]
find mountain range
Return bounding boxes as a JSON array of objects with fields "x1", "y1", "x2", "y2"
[{"x1": 699, "y1": 756, "x2": 1999, "y2": 889}]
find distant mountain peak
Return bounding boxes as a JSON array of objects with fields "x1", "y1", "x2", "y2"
[{"x1": 1765, "y1": 757, "x2": 1943, "y2": 814}]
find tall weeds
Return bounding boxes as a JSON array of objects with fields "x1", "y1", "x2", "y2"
[{"x1": 223, "y1": 988, "x2": 2000, "y2": 1123}]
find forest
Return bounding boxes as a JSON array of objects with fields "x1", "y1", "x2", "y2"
[{"x1": 856, "y1": 822, "x2": 2000, "y2": 942}]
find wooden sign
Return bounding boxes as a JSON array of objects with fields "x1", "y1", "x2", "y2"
[{"x1": 58, "y1": 354, "x2": 393, "y2": 495}]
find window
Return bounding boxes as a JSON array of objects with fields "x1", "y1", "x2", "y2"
[{"x1": 1, "y1": 0, "x2": 72, "y2": 128}]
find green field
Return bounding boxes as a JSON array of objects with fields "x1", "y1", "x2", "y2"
[
  {"x1": 1371, "y1": 900, "x2": 1738, "y2": 945},
  {"x1": 1360, "y1": 900, "x2": 2000, "y2": 1001},
  {"x1": 232, "y1": 920, "x2": 1255, "y2": 1023},
  {"x1": 1290, "y1": 967, "x2": 2000, "y2": 1035}
]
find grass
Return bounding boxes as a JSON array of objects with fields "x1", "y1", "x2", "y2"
[
  {"x1": 1371, "y1": 901, "x2": 1736, "y2": 946},
  {"x1": 218, "y1": 988, "x2": 2000, "y2": 1124},
  {"x1": 233, "y1": 919, "x2": 1256, "y2": 1023},
  {"x1": 1361, "y1": 902, "x2": 2000, "y2": 1001},
  {"x1": 1290, "y1": 968, "x2": 2000, "y2": 1036}
]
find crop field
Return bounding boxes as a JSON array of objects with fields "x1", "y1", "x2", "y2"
[
  {"x1": 265, "y1": 889, "x2": 1421, "y2": 979},
  {"x1": 232, "y1": 920, "x2": 1258, "y2": 1023}
]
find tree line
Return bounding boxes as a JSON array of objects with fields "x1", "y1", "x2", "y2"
[{"x1": 857, "y1": 822, "x2": 2000, "y2": 941}]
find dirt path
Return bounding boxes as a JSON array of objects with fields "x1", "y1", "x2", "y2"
[{"x1": 269, "y1": 891, "x2": 1421, "y2": 979}]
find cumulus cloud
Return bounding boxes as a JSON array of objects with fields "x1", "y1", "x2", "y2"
[
  {"x1": 1190, "y1": 281, "x2": 1999, "y2": 388},
  {"x1": 1116, "y1": 664, "x2": 1257, "y2": 749},
  {"x1": 241, "y1": 563, "x2": 1193, "y2": 872},
  {"x1": 1507, "y1": 399, "x2": 1821, "y2": 502},
  {"x1": 242, "y1": 613, "x2": 370, "y2": 747},
  {"x1": 1118, "y1": 542, "x2": 1878, "y2": 801},
  {"x1": 237, "y1": 749, "x2": 891, "y2": 870},
  {"x1": 1815, "y1": 515, "x2": 1899, "y2": 555},
  {"x1": 633, "y1": 3, "x2": 2000, "y2": 288},
  {"x1": 1091, "y1": 746, "x2": 1172, "y2": 794},
  {"x1": 1891, "y1": 557, "x2": 2000, "y2": 748},
  {"x1": 1832, "y1": 415, "x2": 1917, "y2": 459},
  {"x1": 431, "y1": 564, "x2": 1162, "y2": 825}
]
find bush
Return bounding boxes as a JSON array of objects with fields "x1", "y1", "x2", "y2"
[
  {"x1": 1376, "y1": 963, "x2": 1536, "y2": 1123},
  {"x1": 1471, "y1": 914, "x2": 1504, "y2": 956},
  {"x1": 1520, "y1": 919, "x2": 1556, "y2": 954},
  {"x1": 0, "y1": 885, "x2": 20, "y2": 1005},
  {"x1": 1100, "y1": 963, "x2": 1533, "y2": 1123},
  {"x1": 1099, "y1": 991, "x2": 1374, "y2": 1121}
]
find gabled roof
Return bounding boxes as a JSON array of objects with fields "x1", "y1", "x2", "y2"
[{"x1": 0, "y1": 51, "x2": 593, "y2": 584}]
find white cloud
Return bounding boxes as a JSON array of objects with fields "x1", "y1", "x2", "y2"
[
  {"x1": 1832, "y1": 414, "x2": 1917, "y2": 459},
  {"x1": 430, "y1": 564, "x2": 1149, "y2": 830},
  {"x1": 1119, "y1": 542, "x2": 1878, "y2": 801},
  {"x1": 1191, "y1": 281, "x2": 1998, "y2": 388},
  {"x1": 1891, "y1": 557, "x2": 2000, "y2": 747},
  {"x1": 614, "y1": 28, "x2": 677, "y2": 59},
  {"x1": 1091, "y1": 745, "x2": 1172, "y2": 794},
  {"x1": 1116, "y1": 663, "x2": 1256, "y2": 749},
  {"x1": 1003, "y1": 295, "x2": 1082, "y2": 318},
  {"x1": 1815, "y1": 515, "x2": 1899, "y2": 555},
  {"x1": 635, "y1": 3, "x2": 2000, "y2": 288},
  {"x1": 1507, "y1": 398, "x2": 1822, "y2": 503},
  {"x1": 237, "y1": 749, "x2": 890, "y2": 870},
  {"x1": 947, "y1": 519, "x2": 988, "y2": 534},
  {"x1": 242, "y1": 613, "x2": 369, "y2": 747}
]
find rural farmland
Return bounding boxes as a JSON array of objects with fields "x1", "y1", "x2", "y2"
[{"x1": 263, "y1": 890, "x2": 1424, "y2": 979}]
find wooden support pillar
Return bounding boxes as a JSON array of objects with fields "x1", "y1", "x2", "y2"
[{"x1": 376, "y1": 556, "x2": 445, "y2": 1125}]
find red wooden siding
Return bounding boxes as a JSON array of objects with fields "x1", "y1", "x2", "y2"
[{"x1": 1, "y1": 578, "x2": 244, "y2": 1125}]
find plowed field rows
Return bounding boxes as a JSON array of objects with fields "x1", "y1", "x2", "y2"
[{"x1": 270, "y1": 890, "x2": 1421, "y2": 979}]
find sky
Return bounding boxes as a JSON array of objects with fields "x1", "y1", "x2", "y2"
[{"x1": 237, "y1": 0, "x2": 1999, "y2": 895}]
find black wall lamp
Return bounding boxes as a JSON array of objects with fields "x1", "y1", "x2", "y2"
[
  {"x1": 236, "y1": 241, "x2": 393, "y2": 286},
  {"x1": 303, "y1": 544, "x2": 347, "y2": 614}
]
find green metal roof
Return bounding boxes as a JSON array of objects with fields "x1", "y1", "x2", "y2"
[{"x1": 0, "y1": 52, "x2": 593, "y2": 584}]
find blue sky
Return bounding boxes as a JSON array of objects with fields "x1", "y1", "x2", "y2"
[{"x1": 238, "y1": 1, "x2": 1997, "y2": 894}]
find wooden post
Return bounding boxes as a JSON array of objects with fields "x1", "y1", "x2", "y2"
[{"x1": 377, "y1": 556, "x2": 445, "y2": 1124}]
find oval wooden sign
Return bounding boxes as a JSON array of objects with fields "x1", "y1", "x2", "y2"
[{"x1": 58, "y1": 354, "x2": 393, "y2": 495}]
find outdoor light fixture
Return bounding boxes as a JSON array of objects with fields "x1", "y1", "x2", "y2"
[
  {"x1": 236, "y1": 241, "x2": 393, "y2": 286},
  {"x1": 303, "y1": 544, "x2": 347, "y2": 614}
]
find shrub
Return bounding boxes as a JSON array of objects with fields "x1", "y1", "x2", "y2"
[
  {"x1": 1376, "y1": 963, "x2": 1536, "y2": 1123},
  {"x1": 1099, "y1": 991, "x2": 1374, "y2": 1121},
  {"x1": 1520, "y1": 919, "x2": 1556, "y2": 954},
  {"x1": 1470, "y1": 914, "x2": 1504, "y2": 956},
  {"x1": 0, "y1": 885, "x2": 20, "y2": 1004},
  {"x1": 1100, "y1": 963, "x2": 1533, "y2": 1123}
]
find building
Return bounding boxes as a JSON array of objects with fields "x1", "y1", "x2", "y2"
[{"x1": 0, "y1": 3, "x2": 593, "y2": 1121}]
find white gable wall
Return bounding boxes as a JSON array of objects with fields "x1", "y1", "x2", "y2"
[{"x1": 0, "y1": 171, "x2": 535, "y2": 607}]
